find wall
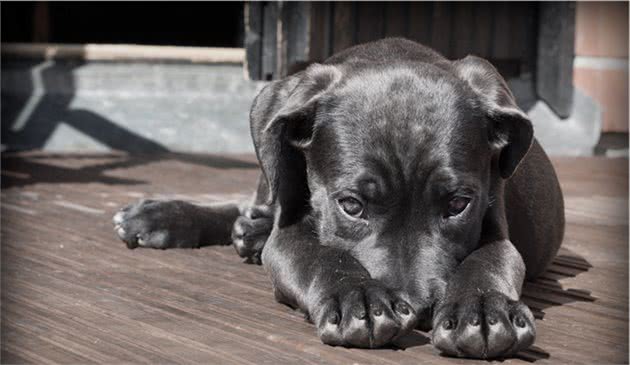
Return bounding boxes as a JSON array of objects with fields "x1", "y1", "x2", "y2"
[
  {"x1": 2, "y1": 60, "x2": 266, "y2": 154},
  {"x1": 573, "y1": 1, "x2": 629, "y2": 133}
]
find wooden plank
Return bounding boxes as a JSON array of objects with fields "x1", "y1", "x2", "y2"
[
  {"x1": 332, "y1": 2, "x2": 356, "y2": 54},
  {"x1": 309, "y1": 2, "x2": 333, "y2": 62},
  {"x1": 451, "y1": 3, "x2": 475, "y2": 59},
  {"x1": 430, "y1": 2, "x2": 453, "y2": 57},
  {"x1": 471, "y1": 2, "x2": 494, "y2": 58},
  {"x1": 408, "y1": 2, "x2": 433, "y2": 47},
  {"x1": 244, "y1": 2, "x2": 263, "y2": 80},
  {"x1": 509, "y1": 3, "x2": 530, "y2": 63},
  {"x1": 280, "y1": 2, "x2": 311, "y2": 77},
  {"x1": 356, "y1": 2, "x2": 385, "y2": 44},
  {"x1": 518, "y1": 3, "x2": 539, "y2": 76},
  {"x1": 262, "y1": 1, "x2": 278, "y2": 80},
  {"x1": 383, "y1": 2, "x2": 409, "y2": 38},
  {"x1": 491, "y1": 2, "x2": 512, "y2": 60},
  {"x1": 1, "y1": 153, "x2": 628, "y2": 363}
]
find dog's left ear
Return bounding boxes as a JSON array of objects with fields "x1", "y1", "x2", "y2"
[
  {"x1": 454, "y1": 56, "x2": 534, "y2": 179},
  {"x1": 250, "y1": 63, "x2": 341, "y2": 223}
]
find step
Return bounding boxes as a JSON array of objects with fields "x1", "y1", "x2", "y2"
[{"x1": 2, "y1": 60, "x2": 601, "y2": 156}]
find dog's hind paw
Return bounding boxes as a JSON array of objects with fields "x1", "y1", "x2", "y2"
[
  {"x1": 432, "y1": 290, "x2": 535, "y2": 359},
  {"x1": 312, "y1": 279, "x2": 417, "y2": 348}
]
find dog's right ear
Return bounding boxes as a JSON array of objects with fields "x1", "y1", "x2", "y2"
[
  {"x1": 453, "y1": 56, "x2": 534, "y2": 179},
  {"x1": 250, "y1": 63, "x2": 341, "y2": 217}
]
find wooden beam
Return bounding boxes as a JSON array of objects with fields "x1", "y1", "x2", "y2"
[{"x1": 1, "y1": 43, "x2": 245, "y2": 64}]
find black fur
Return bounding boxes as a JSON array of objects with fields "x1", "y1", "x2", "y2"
[{"x1": 114, "y1": 38, "x2": 564, "y2": 359}]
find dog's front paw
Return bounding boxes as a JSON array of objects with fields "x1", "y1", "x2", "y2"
[
  {"x1": 231, "y1": 205, "x2": 273, "y2": 264},
  {"x1": 313, "y1": 280, "x2": 417, "y2": 348},
  {"x1": 432, "y1": 290, "x2": 535, "y2": 359},
  {"x1": 113, "y1": 200, "x2": 200, "y2": 249}
]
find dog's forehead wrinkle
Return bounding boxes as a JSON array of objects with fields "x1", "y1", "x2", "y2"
[
  {"x1": 326, "y1": 70, "x2": 472, "y2": 165},
  {"x1": 336, "y1": 67, "x2": 462, "y2": 119},
  {"x1": 321, "y1": 129, "x2": 458, "y2": 199}
]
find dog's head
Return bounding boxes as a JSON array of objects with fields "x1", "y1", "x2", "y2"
[{"x1": 252, "y1": 55, "x2": 532, "y2": 314}]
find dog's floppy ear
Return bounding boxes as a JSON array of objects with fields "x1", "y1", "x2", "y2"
[
  {"x1": 250, "y1": 63, "x2": 341, "y2": 219},
  {"x1": 454, "y1": 56, "x2": 534, "y2": 179}
]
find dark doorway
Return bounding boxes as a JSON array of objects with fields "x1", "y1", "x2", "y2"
[{"x1": 1, "y1": 2, "x2": 244, "y2": 48}]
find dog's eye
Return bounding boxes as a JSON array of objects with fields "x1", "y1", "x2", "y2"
[
  {"x1": 446, "y1": 196, "x2": 470, "y2": 217},
  {"x1": 338, "y1": 197, "x2": 364, "y2": 217}
]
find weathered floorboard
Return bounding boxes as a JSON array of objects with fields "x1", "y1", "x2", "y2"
[{"x1": 1, "y1": 152, "x2": 628, "y2": 364}]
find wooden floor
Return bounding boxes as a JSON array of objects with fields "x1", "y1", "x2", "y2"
[{"x1": 1, "y1": 152, "x2": 628, "y2": 364}]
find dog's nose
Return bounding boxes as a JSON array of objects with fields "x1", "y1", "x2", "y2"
[{"x1": 415, "y1": 307, "x2": 434, "y2": 331}]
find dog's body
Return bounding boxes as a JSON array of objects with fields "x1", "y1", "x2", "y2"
[{"x1": 114, "y1": 38, "x2": 564, "y2": 359}]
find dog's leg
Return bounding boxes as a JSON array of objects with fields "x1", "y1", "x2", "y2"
[
  {"x1": 262, "y1": 220, "x2": 418, "y2": 348},
  {"x1": 113, "y1": 199, "x2": 241, "y2": 249},
  {"x1": 113, "y1": 175, "x2": 274, "y2": 260},
  {"x1": 431, "y1": 239, "x2": 535, "y2": 359}
]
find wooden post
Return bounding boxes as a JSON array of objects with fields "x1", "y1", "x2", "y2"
[
  {"x1": 262, "y1": 2, "x2": 279, "y2": 80},
  {"x1": 332, "y1": 2, "x2": 356, "y2": 54},
  {"x1": 245, "y1": 1, "x2": 315, "y2": 80},
  {"x1": 536, "y1": 2, "x2": 576, "y2": 118},
  {"x1": 309, "y1": 2, "x2": 333, "y2": 63},
  {"x1": 278, "y1": 2, "x2": 311, "y2": 77},
  {"x1": 244, "y1": 2, "x2": 262, "y2": 80}
]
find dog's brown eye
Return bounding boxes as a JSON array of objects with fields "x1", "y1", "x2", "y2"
[
  {"x1": 447, "y1": 197, "x2": 470, "y2": 217},
  {"x1": 338, "y1": 197, "x2": 364, "y2": 217}
]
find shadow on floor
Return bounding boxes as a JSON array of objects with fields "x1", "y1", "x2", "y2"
[
  {"x1": 1, "y1": 152, "x2": 259, "y2": 189},
  {"x1": 523, "y1": 248, "x2": 596, "y2": 320},
  {"x1": 513, "y1": 247, "x2": 595, "y2": 362},
  {"x1": 392, "y1": 246, "x2": 595, "y2": 361},
  {"x1": 333, "y1": 246, "x2": 595, "y2": 362},
  {"x1": 2, "y1": 59, "x2": 173, "y2": 154}
]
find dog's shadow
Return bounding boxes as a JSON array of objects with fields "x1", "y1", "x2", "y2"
[
  {"x1": 521, "y1": 247, "x2": 596, "y2": 320},
  {"x1": 514, "y1": 246, "x2": 595, "y2": 362},
  {"x1": 392, "y1": 246, "x2": 594, "y2": 363}
]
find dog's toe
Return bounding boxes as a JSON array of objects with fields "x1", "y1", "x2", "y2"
[
  {"x1": 112, "y1": 210, "x2": 138, "y2": 249},
  {"x1": 231, "y1": 207, "x2": 273, "y2": 262},
  {"x1": 113, "y1": 211, "x2": 124, "y2": 225},
  {"x1": 432, "y1": 291, "x2": 535, "y2": 359},
  {"x1": 432, "y1": 319, "x2": 459, "y2": 356},
  {"x1": 314, "y1": 280, "x2": 416, "y2": 349}
]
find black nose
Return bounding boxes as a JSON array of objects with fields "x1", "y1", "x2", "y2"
[{"x1": 415, "y1": 305, "x2": 434, "y2": 331}]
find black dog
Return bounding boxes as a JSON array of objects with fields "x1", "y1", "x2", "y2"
[{"x1": 113, "y1": 38, "x2": 564, "y2": 359}]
